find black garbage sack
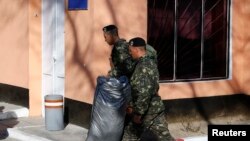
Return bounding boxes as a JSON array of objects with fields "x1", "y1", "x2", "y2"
[{"x1": 86, "y1": 76, "x2": 131, "y2": 141}]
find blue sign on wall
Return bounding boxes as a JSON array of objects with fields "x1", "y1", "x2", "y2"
[{"x1": 68, "y1": 0, "x2": 88, "y2": 10}]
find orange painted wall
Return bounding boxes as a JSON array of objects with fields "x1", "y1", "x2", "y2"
[
  {"x1": 0, "y1": 0, "x2": 42, "y2": 116},
  {"x1": 0, "y1": 0, "x2": 28, "y2": 88},
  {"x1": 28, "y1": 0, "x2": 42, "y2": 116},
  {"x1": 233, "y1": 0, "x2": 250, "y2": 94},
  {"x1": 65, "y1": 0, "x2": 147, "y2": 103}
]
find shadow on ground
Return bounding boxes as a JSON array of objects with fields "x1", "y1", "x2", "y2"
[{"x1": 0, "y1": 106, "x2": 19, "y2": 140}]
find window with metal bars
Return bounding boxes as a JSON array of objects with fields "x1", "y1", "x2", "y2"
[{"x1": 148, "y1": 0, "x2": 231, "y2": 82}]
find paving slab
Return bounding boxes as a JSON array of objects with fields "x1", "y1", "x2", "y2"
[{"x1": 0, "y1": 102, "x2": 29, "y2": 120}]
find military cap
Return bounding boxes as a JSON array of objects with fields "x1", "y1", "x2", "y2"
[
  {"x1": 103, "y1": 25, "x2": 117, "y2": 32},
  {"x1": 129, "y1": 37, "x2": 146, "y2": 47}
]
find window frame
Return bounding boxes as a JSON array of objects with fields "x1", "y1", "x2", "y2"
[{"x1": 147, "y1": 0, "x2": 232, "y2": 83}]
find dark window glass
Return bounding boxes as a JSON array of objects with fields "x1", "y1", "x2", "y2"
[
  {"x1": 148, "y1": 0, "x2": 175, "y2": 80},
  {"x1": 148, "y1": 0, "x2": 230, "y2": 82},
  {"x1": 177, "y1": 0, "x2": 202, "y2": 79},
  {"x1": 203, "y1": 0, "x2": 228, "y2": 78}
]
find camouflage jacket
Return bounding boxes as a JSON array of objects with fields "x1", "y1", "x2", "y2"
[
  {"x1": 146, "y1": 44, "x2": 157, "y2": 64},
  {"x1": 108, "y1": 39, "x2": 135, "y2": 78},
  {"x1": 130, "y1": 56, "x2": 165, "y2": 115}
]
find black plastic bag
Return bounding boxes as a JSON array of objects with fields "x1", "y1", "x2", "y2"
[{"x1": 86, "y1": 76, "x2": 131, "y2": 141}]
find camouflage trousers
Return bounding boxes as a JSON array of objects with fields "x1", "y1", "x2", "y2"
[{"x1": 121, "y1": 113, "x2": 175, "y2": 141}]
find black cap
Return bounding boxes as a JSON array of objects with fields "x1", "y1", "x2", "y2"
[
  {"x1": 129, "y1": 37, "x2": 146, "y2": 47},
  {"x1": 103, "y1": 25, "x2": 117, "y2": 32}
]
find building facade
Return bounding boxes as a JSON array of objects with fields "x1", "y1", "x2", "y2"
[{"x1": 0, "y1": 0, "x2": 250, "y2": 118}]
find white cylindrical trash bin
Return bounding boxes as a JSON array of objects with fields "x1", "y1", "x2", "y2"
[{"x1": 45, "y1": 94, "x2": 64, "y2": 131}]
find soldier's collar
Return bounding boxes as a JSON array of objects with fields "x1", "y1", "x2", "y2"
[
  {"x1": 113, "y1": 39, "x2": 125, "y2": 47},
  {"x1": 138, "y1": 55, "x2": 147, "y2": 61}
]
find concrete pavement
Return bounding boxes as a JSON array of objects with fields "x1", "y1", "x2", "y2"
[
  {"x1": 0, "y1": 117, "x2": 88, "y2": 141},
  {"x1": 0, "y1": 101, "x2": 207, "y2": 141},
  {"x1": 0, "y1": 102, "x2": 87, "y2": 141},
  {"x1": 1, "y1": 102, "x2": 250, "y2": 141},
  {"x1": 0, "y1": 102, "x2": 29, "y2": 120},
  {"x1": 1, "y1": 116, "x2": 208, "y2": 141}
]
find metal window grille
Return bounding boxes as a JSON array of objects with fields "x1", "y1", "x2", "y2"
[{"x1": 148, "y1": 0, "x2": 231, "y2": 82}]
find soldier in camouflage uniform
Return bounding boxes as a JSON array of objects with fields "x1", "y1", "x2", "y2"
[
  {"x1": 146, "y1": 44, "x2": 158, "y2": 64},
  {"x1": 122, "y1": 37, "x2": 175, "y2": 141},
  {"x1": 103, "y1": 25, "x2": 134, "y2": 78}
]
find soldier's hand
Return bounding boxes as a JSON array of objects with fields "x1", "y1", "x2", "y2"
[
  {"x1": 126, "y1": 106, "x2": 133, "y2": 114},
  {"x1": 132, "y1": 115, "x2": 142, "y2": 124}
]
